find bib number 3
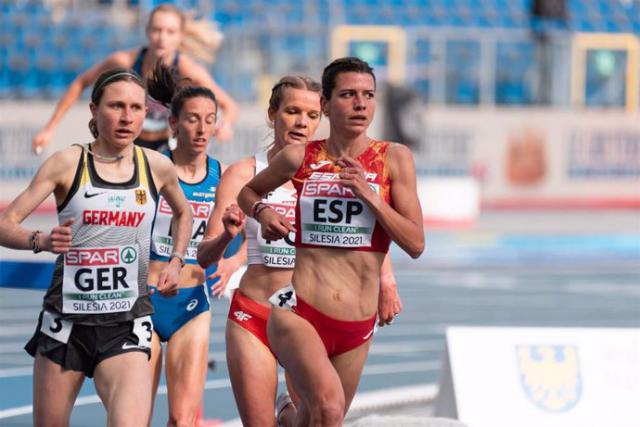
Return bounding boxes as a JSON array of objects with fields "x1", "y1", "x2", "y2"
[
  {"x1": 40, "y1": 310, "x2": 73, "y2": 344},
  {"x1": 132, "y1": 316, "x2": 153, "y2": 349}
]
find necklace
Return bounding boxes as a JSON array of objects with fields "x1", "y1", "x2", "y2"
[{"x1": 73, "y1": 143, "x2": 132, "y2": 163}]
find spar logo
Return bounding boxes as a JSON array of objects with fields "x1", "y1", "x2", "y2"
[
  {"x1": 121, "y1": 247, "x2": 137, "y2": 264},
  {"x1": 159, "y1": 197, "x2": 211, "y2": 219},
  {"x1": 271, "y1": 202, "x2": 296, "y2": 221},
  {"x1": 303, "y1": 181, "x2": 355, "y2": 198},
  {"x1": 66, "y1": 247, "x2": 137, "y2": 265},
  {"x1": 66, "y1": 247, "x2": 136, "y2": 292},
  {"x1": 66, "y1": 248, "x2": 121, "y2": 266}
]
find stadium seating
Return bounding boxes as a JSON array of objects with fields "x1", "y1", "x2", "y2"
[{"x1": 0, "y1": 0, "x2": 638, "y2": 103}]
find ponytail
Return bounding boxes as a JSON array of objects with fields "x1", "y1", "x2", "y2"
[
  {"x1": 181, "y1": 15, "x2": 224, "y2": 64},
  {"x1": 146, "y1": 61, "x2": 217, "y2": 118}
]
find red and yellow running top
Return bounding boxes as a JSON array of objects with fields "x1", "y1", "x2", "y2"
[{"x1": 292, "y1": 139, "x2": 392, "y2": 253}]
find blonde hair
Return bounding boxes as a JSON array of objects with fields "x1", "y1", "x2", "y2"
[{"x1": 148, "y1": 4, "x2": 224, "y2": 64}]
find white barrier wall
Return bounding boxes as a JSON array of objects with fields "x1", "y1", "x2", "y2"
[
  {"x1": 435, "y1": 327, "x2": 640, "y2": 427},
  {"x1": 418, "y1": 107, "x2": 640, "y2": 207},
  {"x1": 1, "y1": 102, "x2": 638, "y2": 210}
]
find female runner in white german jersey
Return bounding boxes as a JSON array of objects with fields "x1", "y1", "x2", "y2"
[{"x1": 0, "y1": 68, "x2": 192, "y2": 427}]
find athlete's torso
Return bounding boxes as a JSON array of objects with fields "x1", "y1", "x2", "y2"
[
  {"x1": 289, "y1": 139, "x2": 393, "y2": 319},
  {"x1": 149, "y1": 153, "x2": 220, "y2": 286},
  {"x1": 293, "y1": 139, "x2": 392, "y2": 252},
  {"x1": 43, "y1": 145, "x2": 157, "y2": 325},
  {"x1": 246, "y1": 151, "x2": 297, "y2": 269},
  {"x1": 241, "y1": 151, "x2": 298, "y2": 304}
]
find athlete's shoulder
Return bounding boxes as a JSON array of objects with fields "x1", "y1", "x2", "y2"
[
  {"x1": 104, "y1": 49, "x2": 137, "y2": 68},
  {"x1": 49, "y1": 144, "x2": 84, "y2": 167},
  {"x1": 385, "y1": 141, "x2": 414, "y2": 158},
  {"x1": 385, "y1": 143, "x2": 416, "y2": 179},
  {"x1": 177, "y1": 55, "x2": 208, "y2": 78},
  {"x1": 142, "y1": 147, "x2": 174, "y2": 170},
  {"x1": 38, "y1": 144, "x2": 83, "y2": 181},
  {"x1": 224, "y1": 156, "x2": 256, "y2": 180}
]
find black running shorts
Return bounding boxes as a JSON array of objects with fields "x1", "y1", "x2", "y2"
[{"x1": 25, "y1": 310, "x2": 153, "y2": 378}]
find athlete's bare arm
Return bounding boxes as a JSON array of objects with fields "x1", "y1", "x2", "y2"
[
  {"x1": 181, "y1": 57, "x2": 239, "y2": 141},
  {"x1": 237, "y1": 144, "x2": 304, "y2": 240},
  {"x1": 146, "y1": 149, "x2": 193, "y2": 294},
  {"x1": 197, "y1": 157, "x2": 253, "y2": 268},
  {"x1": 338, "y1": 144, "x2": 424, "y2": 258},
  {"x1": 377, "y1": 254, "x2": 403, "y2": 326},
  {"x1": 0, "y1": 147, "x2": 80, "y2": 252},
  {"x1": 32, "y1": 51, "x2": 135, "y2": 153}
]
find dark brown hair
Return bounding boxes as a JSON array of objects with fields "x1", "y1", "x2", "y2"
[
  {"x1": 321, "y1": 57, "x2": 376, "y2": 100},
  {"x1": 146, "y1": 61, "x2": 218, "y2": 118}
]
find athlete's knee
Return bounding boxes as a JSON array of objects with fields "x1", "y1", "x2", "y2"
[
  {"x1": 34, "y1": 414, "x2": 69, "y2": 427},
  {"x1": 168, "y1": 406, "x2": 199, "y2": 427},
  {"x1": 306, "y1": 393, "x2": 345, "y2": 426}
]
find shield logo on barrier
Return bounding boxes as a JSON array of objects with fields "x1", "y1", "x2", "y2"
[{"x1": 516, "y1": 344, "x2": 582, "y2": 412}]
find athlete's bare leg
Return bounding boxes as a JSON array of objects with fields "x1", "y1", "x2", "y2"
[
  {"x1": 148, "y1": 332, "x2": 163, "y2": 426},
  {"x1": 94, "y1": 351, "x2": 152, "y2": 427},
  {"x1": 329, "y1": 341, "x2": 371, "y2": 411},
  {"x1": 268, "y1": 308, "x2": 345, "y2": 427},
  {"x1": 164, "y1": 310, "x2": 210, "y2": 427},
  {"x1": 226, "y1": 320, "x2": 278, "y2": 427},
  {"x1": 277, "y1": 372, "x2": 299, "y2": 427},
  {"x1": 32, "y1": 353, "x2": 85, "y2": 427}
]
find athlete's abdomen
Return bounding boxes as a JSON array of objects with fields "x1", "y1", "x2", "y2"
[{"x1": 291, "y1": 248, "x2": 383, "y2": 320}]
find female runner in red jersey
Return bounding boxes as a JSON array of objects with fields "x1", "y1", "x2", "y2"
[
  {"x1": 236, "y1": 57, "x2": 424, "y2": 426},
  {"x1": 198, "y1": 72, "x2": 404, "y2": 427}
]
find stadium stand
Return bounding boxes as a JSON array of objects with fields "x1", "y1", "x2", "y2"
[{"x1": 0, "y1": 0, "x2": 639, "y2": 104}]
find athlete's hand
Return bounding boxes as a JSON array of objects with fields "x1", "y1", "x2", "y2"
[
  {"x1": 222, "y1": 204, "x2": 245, "y2": 238},
  {"x1": 208, "y1": 256, "x2": 242, "y2": 298},
  {"x1": 258, "y1": 207, "x2": 295, "y2": 241},
  {"x1": 215, "y1": 120, "x2": 234, "y2": 142},
  {"x1": 337, "y1": 156, "x2": 376, "y2": 201},
  {"x1": 157, "y1": 260, "x2": 181, "y2": 296},
  {"x1": 32, "y1": 127, "x2": 53, "y2": 155},
  {"x1": 377, "y1": 271, "x2": 402, "y2": 327},
  {"x1": 43, "y1": 218, "x2": 74, "y2": 254}
]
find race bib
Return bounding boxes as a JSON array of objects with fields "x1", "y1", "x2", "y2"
[
  {"x1": 62, "y1": 245, "x2": 139, "y2": 314},
  {"x1": 40, "y1": 310, "x2": 73, "y2": 343},
  {"x1": 299, "y1": 180, "x2": 379, "y2": 248},
  {"x1": 257, "y1": 201, "x2": 296, "y2": 268},
  {"x1": 151, "y1": 196, "x2": 212, "y2": 261},
  {"x1": 268, "y1": 284, "x2": 297, "y2": 310},
  {"x1": 132, "y1": 316, "x2": 153, "y2": 349}
]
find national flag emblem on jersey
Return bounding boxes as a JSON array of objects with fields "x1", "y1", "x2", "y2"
[
  {"x1": 135, "y1": 189, "x2": 147, "y2": 205},
  {"x1": 516, "y1": 344, "x2": 582, "y2": 412}
]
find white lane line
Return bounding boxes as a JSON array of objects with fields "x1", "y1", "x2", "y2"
[
  {"x1": 369, "y1": 341, "x2": 443, "y2": 355},
  {"x1": 0, "y1": 309, "x2": 40, "y2": 321},
  {"x1": 0, "y1": 325, "x2": 36, "y2": 337},
  {"x1": 0, "y1": 342, "x2": 27, "y2": 353},
  {"x1": 0, "y1": 367, "x2": 32, "y2": 378}
]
